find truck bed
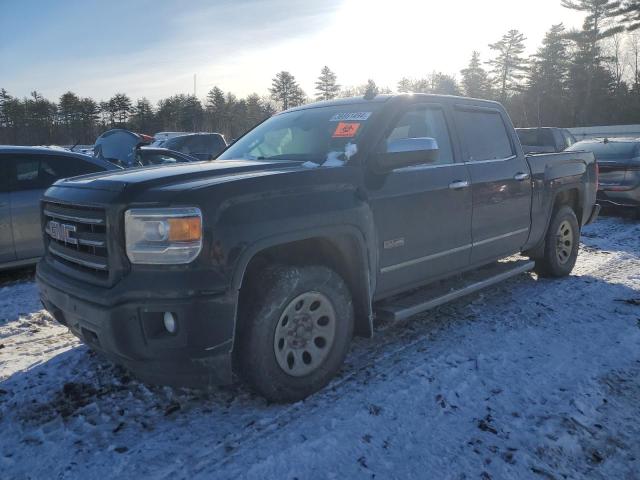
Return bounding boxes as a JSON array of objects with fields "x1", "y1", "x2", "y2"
[{"x1": 525, "y1": 150, "x2": 597, "y2": 247}]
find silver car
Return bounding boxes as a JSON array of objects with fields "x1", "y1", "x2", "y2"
[{"x1": 0, "y1": 146, "x2": 118, "y2": 270}]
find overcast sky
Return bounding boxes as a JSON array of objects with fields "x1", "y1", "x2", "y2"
[{"x1": 0, "y1": 0, "x2": 586, "y2": 103}]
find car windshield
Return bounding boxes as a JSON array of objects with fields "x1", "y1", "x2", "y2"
[{"x1": 218, "y1": 104, "x2": 381, "y2": 164}]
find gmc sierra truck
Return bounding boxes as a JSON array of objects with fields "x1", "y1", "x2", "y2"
[{"x1": 37, "y1": 94, "x2": 599, "y2": 402}]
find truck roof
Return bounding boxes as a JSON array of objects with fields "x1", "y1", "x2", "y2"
[{"x1": 284, "y1": 94, "x2": 502, "y2": 114}]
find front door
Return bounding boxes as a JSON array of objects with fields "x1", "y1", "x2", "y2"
[
  {"x1": 0, "y1": 159, "x2": 15, "y2": 264},
  {"x1": 8, "y1": 155, "x2": 49, "y2": 260},
  {"x1": 8, "y1": 153, "x2": 104, "y2": 260},
  {"x1": 368, "y1": 103, "x2": 473, "y2": 297},
  {"x1": 453, "y1": 106, "x2": 533, "y2": 264}
]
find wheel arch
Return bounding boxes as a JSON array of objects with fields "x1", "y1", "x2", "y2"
[
  {"x1": 232, "y1": 226, "x2": 375, "y2": 340},
  {"x1": 525, "y1": 186, "x2": 582, "y2": 259}
]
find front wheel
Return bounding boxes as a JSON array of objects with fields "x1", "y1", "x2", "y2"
[
  {"x1": 534, "y1": 205, "x2": 580, "y2": 278},
  {"x1": 236, "y1": 264, "x2": 354, "y2": 402}
]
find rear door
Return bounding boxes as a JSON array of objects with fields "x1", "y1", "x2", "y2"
[
  {"x1": 0, "y1": 157, "x2": 15, "y2": 264},
  {"x1": 454, "y1": 106, "x2": 532, "y2": 265},
  {"x1": 9, "y1": 154, "x2": 103, "y2": 260},
  {"x1": 369, "y1": 102, "x2": 473, "y2": 296}
]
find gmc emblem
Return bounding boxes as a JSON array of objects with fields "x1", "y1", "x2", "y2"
[{"x1": 46, "y1": 220, "x2": 78, "y2": 245}]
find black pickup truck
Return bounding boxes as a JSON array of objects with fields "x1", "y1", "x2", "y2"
[{"x1": 37, "y1": 94, "x2": 599, "y2": 402}]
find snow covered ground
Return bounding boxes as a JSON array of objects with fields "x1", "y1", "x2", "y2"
[{"x1": 1, "y1": 216, "x2": 639, "y2": 479}]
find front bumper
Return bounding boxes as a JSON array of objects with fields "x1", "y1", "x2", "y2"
[{"x1": 37, "y1": 262, "x2": 237, "y2": 388}]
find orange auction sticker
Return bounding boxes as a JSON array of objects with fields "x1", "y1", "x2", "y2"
[{"x1": 332, "y1": 122, "x2": 360, "y2": 138}]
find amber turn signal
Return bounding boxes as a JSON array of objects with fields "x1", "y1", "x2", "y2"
[{"x1": 168, "y1": 217, "x2": 202, "y2": 242}]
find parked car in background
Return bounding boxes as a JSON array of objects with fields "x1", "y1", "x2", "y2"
[
  {"x1": 516, "y1": 127, "x2": 576, "y2": 154},
  {"x1": 567, "y1": 138, "x2": 640, "y2": 216},
  {"x1": 161, "y1": 133, "x2": 227, "y2": 160},
  {"x1": 94, "y1": 129, "x2": 199, "y2": 168},
  {"x1": 0, "y1": 146, "x2": 118, "y2": 270}
]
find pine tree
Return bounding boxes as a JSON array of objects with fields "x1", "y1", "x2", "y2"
[
  {"x1": 562, "y1": 1, "x2": 621, "y2": 124},
  {"x1": 363, "y1": 79, "x2": 379, "y2": 99},
  {"x1": 206, "y1": 86, "x2": 226, "y2": 133},
  {"x1": 0, "y1": 88, "x2": 10, "y2": 130},
  {"x1": 269, "y1": 71, "x2": 306, "y2": 111},
  {"x1": 527, "y1": 24, "x2": 572, "y2": 126},
  {"x1": 487, "y1": 29, "x2": 528, "y2": 101},
  {"x1": 107, "y1": 93, "x2": 132, "y2": 126},
  {"x1": 130, "y1": 98, "x2": 155, "y2": 133},
  {"x1": 397, "y1": 77, "x2": 412, "y2": 93},
  {"x1": 429, "y1": 73, "x2": 460, "y2": 95},
  {"x1": 562, "y1": 0, "x2": 624, "y2": 40},
  {"x1": 78, "y1": 97, "x2": 99, "y2": 143},
  {"x1": 461, "y1": 51, "x2": 491, "y2": 98},
  {"x1": 315, "y1": 66, "x2": 340, "y2": 101},
  {"x1": 58, "y1": 91, "x2": 81, "y2": 143},
  {"x1": 618, "y1": 0, "x2": 640, "y2": 31}
]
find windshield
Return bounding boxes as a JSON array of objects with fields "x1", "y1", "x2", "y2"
[{"x1": 218, "y1": 104, "x2": 381, "y2": 164}]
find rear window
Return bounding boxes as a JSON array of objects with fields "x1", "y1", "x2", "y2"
[
  {"x1": 455, "y1": 109, "x2": 514, "y2": 161},
  {"x1": 517, "y1": 129, "x2": 555, "y2": 147},
  {"x1": 568, "y1": 141, "x2": 640, "y2": 159}
]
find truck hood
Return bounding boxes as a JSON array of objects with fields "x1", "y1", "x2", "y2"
[{"x1": 56, "y1": 159, "x2": 301, "y2": 193}]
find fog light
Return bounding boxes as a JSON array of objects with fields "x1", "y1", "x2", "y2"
[{"x1": 163, "y1": 312, "x2": 177, "y2": 334}]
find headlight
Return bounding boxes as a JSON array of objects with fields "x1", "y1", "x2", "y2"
[{"x1": 124, "y1": 207, "x2": 203, "y2": 264}]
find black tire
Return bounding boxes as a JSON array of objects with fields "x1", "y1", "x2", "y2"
[
  {"x1": 534, "y1": 205, "x2": 580, "y2": 278},
  {"x1": 236, "y1": 264, "x2": 354, "y2": 402}
]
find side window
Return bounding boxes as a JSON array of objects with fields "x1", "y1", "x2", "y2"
[
  {"x1": 455, "y1": 109, "x2": 514, "y2": 161},
  {"x1": 10, "y1": 155, "x2": 101, "y2": 191},
  {"x1": 11, "y1": 156, "x2": 53, "y2": 190},
  {"x1": 184, "y1": 136, "x2": 205, "y2": 154},
  {"x1": 386, "y1": 106, "x2": 454, "y2": 165}
]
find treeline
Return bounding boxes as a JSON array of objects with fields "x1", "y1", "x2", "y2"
[
  {"x1": 2, "y1": 0, "x2": 640, "y2": 146},
  {"x1": 0, "y1": 88, "x2": 278, "y2": 146}
]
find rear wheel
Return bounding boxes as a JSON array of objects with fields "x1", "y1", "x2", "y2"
[
  {"x1": 237, "y1": 264, "x2": 354, "y2": 402},
  {"x1": 534, "y1": 205, "x2": 580, "y2": 278}
]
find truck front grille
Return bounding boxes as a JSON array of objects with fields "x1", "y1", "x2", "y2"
[{"x1": 43, "y1": 202, "x2": 109, "y2": 280}]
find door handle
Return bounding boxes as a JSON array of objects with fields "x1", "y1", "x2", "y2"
[
  {"x1": 449, "y1": 180, "x2": 470, "y2": 190},
  {"x1": 514, "y1": 172, "x2": 530, "y2": 181}
]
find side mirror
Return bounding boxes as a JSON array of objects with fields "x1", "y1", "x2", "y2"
[{"x1": 375, "y1": 137, "x2": 440, "y2": 171}]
